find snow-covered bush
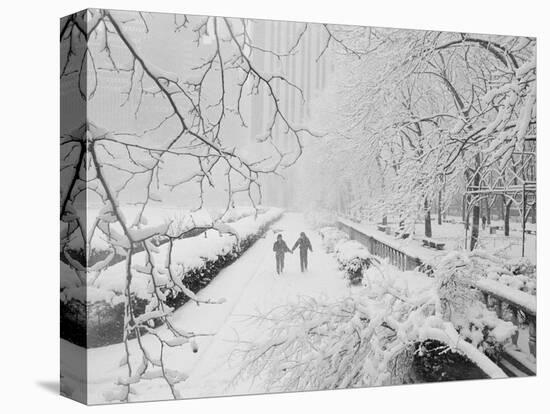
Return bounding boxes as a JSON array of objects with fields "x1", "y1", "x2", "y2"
[
  {"x1": 487, "y1": 272, "x2": 536, "y2": 296},
  {"x1": 484, "y1": 256, "x2": 536, "y2": 295},
  {"x1": 237, "y1": 255, "x2": 514, "y2": 390},
  {"x1": 453, "y1": 304, "x2": 516, "y2": 361},
  {"x1": 318, "y1": 226, "x2": 349, "y2": 253},
  {"x1": 433, "y1": 251, "x2": 517, "y2": 359},
  {"x1": 433, "y1": 251, "x2": 484, "y2": 319},
  {"x1": 334, "y1": 240, "x2": 375, "y2": 285},
  {"x1": 433, "y1": 249, "x2": 536, "y2": 338}
]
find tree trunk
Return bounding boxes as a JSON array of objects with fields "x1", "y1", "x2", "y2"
[
  {"x1": 462, "y1": 196, "x2": 469, "y2": 230},
  {"x1": 424, "y1": 198, "x2": 432, "y2": 238},
  {"x1": 437, "y1": 190, "x2": 442, "y2": 225},
  {"x1": 382, "y1": 215, "x2": 387, "y2": 225},
  {"x1": 531, "y1": 204, "x2": 536, "y2": 224},
  {"x1": 486, "y1": 199, "x2": 491, "y2": 225},
  {"x1": 470, "y1": 202, "x2": 480, "y2": 250},
  {"x1": 470, "y1": 157, "x2": 481, "y2": 250},
  {"x1": 504, "y1": 200, "x2": 512, "y2": 236}
]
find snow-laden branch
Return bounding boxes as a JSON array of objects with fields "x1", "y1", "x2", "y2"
[{"x1": 235, "y1": 251, "x2": 514, "y2": 389}]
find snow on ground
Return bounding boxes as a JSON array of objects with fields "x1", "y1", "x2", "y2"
[
  {"x1": 61, "y1": 213, "x2": 535, "y2": 403},
  {"x1": 338, "y1": 217, "x2": 442, "y2": 265},
  {"x1": 81, "y1": 213, "x2": 354, "y2": 403},
  {"x1": 339, "y1": 216, "x2": 536, "y2": 265},
  {"x1": 68, "y1": 204, "x2": 267, "y2": 252},
  {"x1": 60, "y1": 339, "x2": 87, "y2": 402},
  {"x1": 409, "y1": 217, "x2": 536, "y2": 264},
  {"x1": 338, "y1": 217, "x2": 535, "y2": 358},
  {"x1": 476, "y1": 278, "x2": 536, "y2": 315},
  {"x1": 61, "y1": 208, "x2": 282, "y2": 305}
]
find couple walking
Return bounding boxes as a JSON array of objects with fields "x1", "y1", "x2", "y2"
[{"x1": 272, "y1": 232, "x2": 313, "y2": 274}]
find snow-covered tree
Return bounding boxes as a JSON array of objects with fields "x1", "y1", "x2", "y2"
[
  {"x1": 60, "y1": 9, "x2": 327, "y2": 401},
  {"x1": 302, "y1": 28, "x2": 535, "y2": 246}
]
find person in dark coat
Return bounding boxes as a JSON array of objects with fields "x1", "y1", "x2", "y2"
[
  {"x1": 292, "y1": 232, "x2": 313, "y2": 272},
  {"x1": 273, "y1": 234, "x2": 292, "y2": 274}
]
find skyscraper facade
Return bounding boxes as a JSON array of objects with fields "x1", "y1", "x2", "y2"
[{"x1": 249, "y1": 19, "x2": 333, "y2": 207}]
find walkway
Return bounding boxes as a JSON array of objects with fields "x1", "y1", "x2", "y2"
[{"x1": 83, "y1": 213, "x2": 351, "y2": 403}]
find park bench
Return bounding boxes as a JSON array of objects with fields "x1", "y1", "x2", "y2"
[
  {"x1": 489, "y1": 225, "x2": 503, "y2": 235},
  {"x1": 377, "y1": 224, "x2": 387, "y2": 232},
  {"x1": 394, "y1": 231, "x2": 410, "y2": 239},
  {"x1": 422, "y1": 238, "x2": 445, "y2": 250}
]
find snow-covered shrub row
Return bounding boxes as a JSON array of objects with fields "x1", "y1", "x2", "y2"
[
  {"x1": 453, "y1": 304, "x2": 516, "y2": 362},
  {"x1": 334, "y1": 239, "x2": 376, "y2": 285},
  {"x1": 434, "y1": 249, "x2": 536, "y2": 298},
  {"x1": 318, "y1": 226, "x2": 349, "y2": 253},
  {"x1": 486, "y1": 272, "x2": 536, "y2": 296},
  {"x1": 62, "y1": 208, "x2": 282, "y2": 301},
  {"x1": 426, "y1": 251, "x2": 518, "y2": 358},
  {"x1": 238, "y1": 253, "x2": 515, "y2": 389},
  {"x1": 62, "y1": 205, "x2": 265, "y2": 266},
  {"x1": 218, "y1": 206, "x2": 262, "y2": 223},
  {"x1": 60, "y1": 208, "x2": 283, "y2": 347}
]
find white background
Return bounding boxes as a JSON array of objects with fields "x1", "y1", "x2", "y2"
[{"x1": 0, "y1": 0, "x2": 547, "y2": 412}]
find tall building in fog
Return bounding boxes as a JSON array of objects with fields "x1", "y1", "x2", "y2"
[{"x1": 249, "y1": 20, "x2": 333, "y2": 208}]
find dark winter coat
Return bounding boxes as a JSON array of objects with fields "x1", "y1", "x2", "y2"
[
  {"x1": 273, "y1": 239, "x2": 292, "y2": 255},
  {"x1": 292, "y1": 236, "x2": 312, "y2": 252}
]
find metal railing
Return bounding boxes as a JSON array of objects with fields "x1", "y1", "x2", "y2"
[
  {"x1": 337, "y1": 220, "x2": 422, "y2": 271},
  {"x1": 336, "y1": 218, "x2": 536, "y2": 360}
]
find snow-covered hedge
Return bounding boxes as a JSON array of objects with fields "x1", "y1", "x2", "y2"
[
  {"x1": 318, "y1": 225, "x2": 376, "y2": 285},
  {"x1": 62, "y1": 205, "x2": 264, "y2": 266},
  {"x1": 60, "y1": 208, "x2": 283, "y2": 347},
  {"x1": 334, "y1": 239, "x2": 376, "y2": 285},
  {"x1": 318, "y1": 226, "x2": 349, "y2": 253},
  {"x1": 486, "y1": 272, "x2": 536, "y2": 296},
  {"x1": 433, "y1": 249, "x2": 536, "y2": 333},
  {"x1": 219, "y1": 206, "x2": 259, "y2": 223}
]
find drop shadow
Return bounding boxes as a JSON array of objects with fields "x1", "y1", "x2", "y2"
[{"x1": 36, "y1": 380, "x2": 59, "y2": 395}]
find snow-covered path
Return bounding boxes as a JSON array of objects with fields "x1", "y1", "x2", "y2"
[
  {"x1": 178, "y1": 213, "x2": 352, "y2": 398},
  {"x1": 83, "y1": 213, "x2": 352, "y2": 403}
]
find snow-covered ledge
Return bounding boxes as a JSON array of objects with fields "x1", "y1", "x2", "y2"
[
  {"x1": 337, "y1": 216, "x2": 537, "y2": 359},
  {"x1": 476, "y1": 278, "x2": 536, "y2": 358}
]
